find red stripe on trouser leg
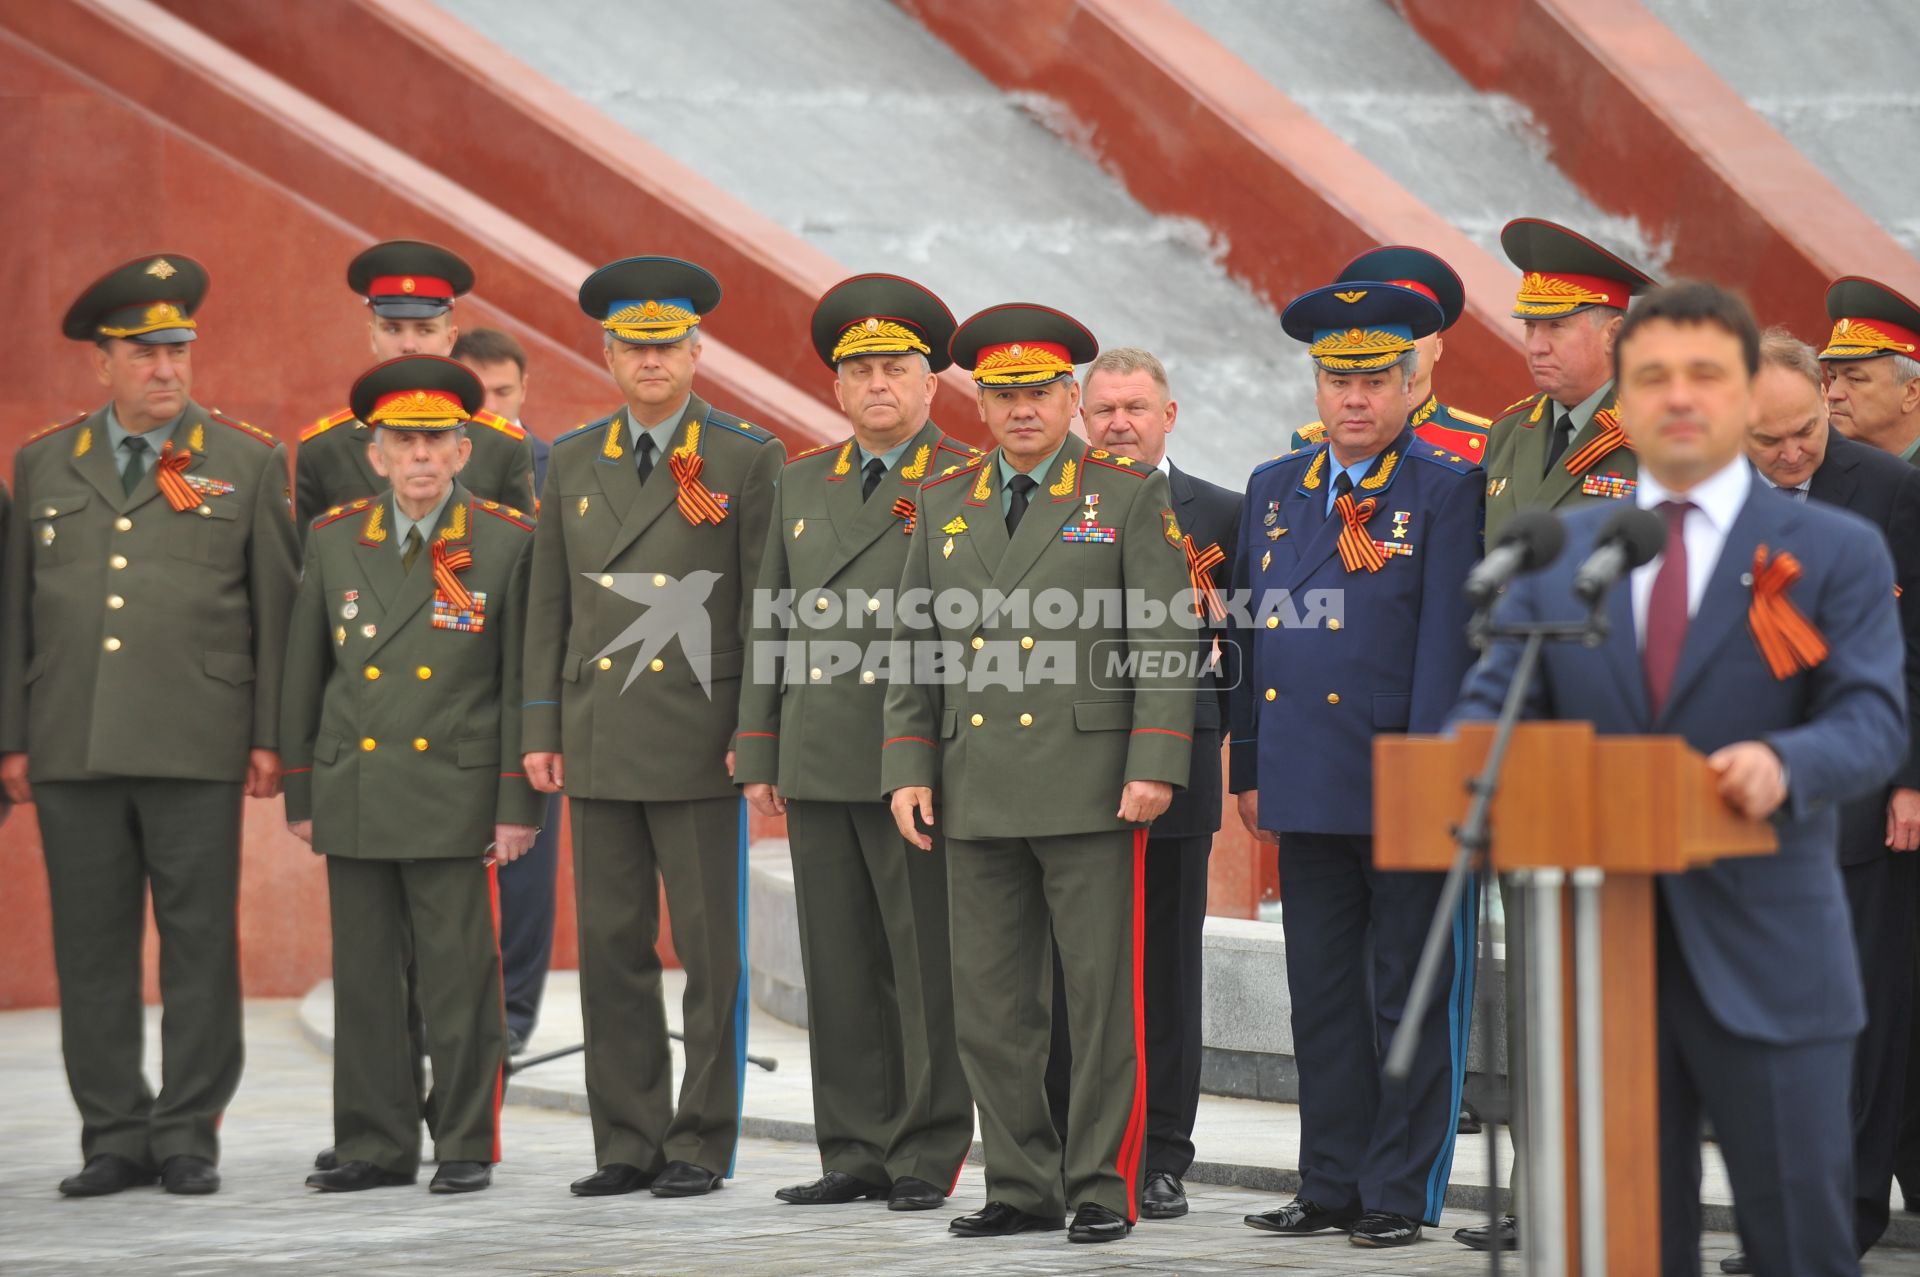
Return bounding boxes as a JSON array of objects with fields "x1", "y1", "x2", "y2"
[
  {"x1": 1111, "y1": 828, "x2": 1149, "y2": 1222},
  {"x1": 487, "y1": 860, "x2": 505, "y2": 1164}
]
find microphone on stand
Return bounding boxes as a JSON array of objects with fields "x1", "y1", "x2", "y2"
[
  {"x1": 1464, "y1": 510, "x2": 1568, "y2": 608},
  {"x1": 1571, "y1": 505, "x2": 1668, "y2": 605}
]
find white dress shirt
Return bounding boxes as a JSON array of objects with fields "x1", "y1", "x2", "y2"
[{"x1": 1629, "y1": 458, "x2": 1752, "y2": 648}]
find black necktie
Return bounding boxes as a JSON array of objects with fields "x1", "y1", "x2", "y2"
[
  {"x1": 1543, "y1": 407, "x2": 1574, "y2": 475},
  {"x1": 636, "y1": 432, "x2": 657, "y2": 485},
  {"x1": 1333, "y1": 468, "x2": 1354, "y2": 507},
  {"x1": 120, "y1": 436, "x2": 150, "y2": 495},
  {"x1": 1006, "y1": 473, "x2": 1037, "y2": 534},
  {"x1": 401, "y1": 526, "x2": 424, "y2": 575},
  {"x1": 861, "y1": 456, "x2": 886, "y2": 502}
]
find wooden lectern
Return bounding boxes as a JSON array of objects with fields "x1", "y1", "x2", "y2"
[{"x1": 1375, "y1": 721, "x2": 1777, "y2": 1276}]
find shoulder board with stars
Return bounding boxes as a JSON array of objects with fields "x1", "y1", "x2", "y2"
[
  {"x1": 312, "y1": 496, "x2": 374, "y2": 531},
  {"x1": 922, "y1": 455, "x2": 986, "y2": 489},
  {"x1": 473, "y1": 498, "x2": 534, "y2": 531},
  {"x1": 210, "y1": 409, "x2": 277, "y2": 446},
  {"x1": 300, "y1": 406, "x2": 356, "y2": 442},
  {"x1": 703, "y1": 409, "x2": 776, "y2": 444},
  {"x1": 25, "y1": 412, "x2": 89, "y2": 445},
  {"x1": 1294, "y1": 421, "x2": 1327, "y2": 444},
  {"x1": 471, "y1": 410, "x2": 526, "y2": 440},
  {"x1": 1412, "y1": 446, "x2": 1481, "y2": 476},
  {"x1": 1251, "y1": 447, "x2": 1315, "y2": 480},
  {"x1": 788, "y1": 438, "x2": 846, "y2": 465},
  {"x1": 1085, "y1": 449, "x2": 1148, "y2": 477},
  {"x1": 555, "y1": 413, "x2": 617, "y2": 446},
  {"x1": 1495, "y1": 391, "x2": 1545, "y2": 422}
]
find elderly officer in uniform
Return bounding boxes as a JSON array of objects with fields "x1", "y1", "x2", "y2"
[
  {"x1": 883, "y1": 304, "x2": 1196, "y2": 1245},
  {"x1": 296, "y1": 241, "x2": 534, "y2": 531},
  {"x1": 1288, "y1": 246, "x2": 1492, "y2": 461},
  {"x1": 1, "y1": 255, "x2": 299, "y2": 1197},
  {"x1": 736, "y1": 275, "x2": 977, "y2": 1212},
  {"x1": 522, "y1": 256, "x2": 784, "y2": 1198},
  {"x1": 282, "y1": 355, "x2": 540, "y2": 1195},
  {"x1": 1231, "y1": 283, "x2": 1483, "y2": 1249},
  {"x1": 1043, "y1": 345, "x2": 1240, "y2": 1221}
]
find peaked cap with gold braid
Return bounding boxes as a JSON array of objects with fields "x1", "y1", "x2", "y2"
[
  {"x1": 810, "y1": 273, "x2": 958, "y2": 372},
  {"x1": 950, "y1": 303, "x2": 1098, "y2": 388},
  {"x1": 579, "y1": 255, "x2": 721, "y2": 345},
  {"x1": 1281, "y1": 282, "x2": 1443, "y2": 373},
  {"x1": 1500, "y1": 217, "x2": 1656, "y2": 320},
  {"x1": 350, "y1": 355, "x2": 485, "y2": 433},
  {"x1": 1820, "y1": 276, "x2": 1920, "y2": 363},
  {"x1": 62, "y1": 254, "x2": 209, "y2": 344}
]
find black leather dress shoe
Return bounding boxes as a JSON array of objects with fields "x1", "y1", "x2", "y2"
[
  {"x1": 313, "y1": 1146, "x2": 338, "y2": 1172},
  {"x1": 429, "y1": 1161, "x2": 492, "y2": 1194},
  {"x1": 1139, "y1": 1170, "x2": 1188, "y2": 1219},
  {"x1": 58, "y1": 1154, "x2": 157, "y2": 1197},
  {"x1": 570, "y1": 1163, "x2": 653, "y2": 1196},
  {"x1": 161, "y1": 1156, "x2": 220, "y2": 1195},
  {"x1": 305, "y1": 1161, "x2": 414, "y2": 1192},
  {"x1": 774, "y1": 1170, "x2": 888, "y2": 1205},
  {"x1": 1454, "y1": 1214, "x2": 1519, "y2": 1251},
  {"x1": 650, "y1": 1160, "x2": 723, "y2": 1197},
  {"x1": 1720, "y1": 1251, "x2": 1751, "y2": 1274},
  {"x1": 948, "y1": 1201, "x2": 1066, "y2": 1236},
  {"x1": 1244, "y1": 1197, "x2": 1361, "y2": 1234},
  {"x1": 887, "y1": 1175, "x2": 946, "y2": 1211},
  {"x1": 1068, "y1": 1202, "x2": 1132, "y2": 1243},
  {"x1": 1350, "y1": 1210, "x2": 1422, "y2": 1247}
]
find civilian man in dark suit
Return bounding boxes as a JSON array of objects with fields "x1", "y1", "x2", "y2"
[
  {"x1": 1456, "y1": 282, "x2": 1908, "y2": 1276},
  {"x1": 455, "y1": 327, "x2": 557, "y2": 1055},
  {"x1": 1042, "y1": 347, "x2": 1239, "y2": 1221},
  {"x1": 1717, "y1": 328, "x2": 1920, "y2": 1271}
]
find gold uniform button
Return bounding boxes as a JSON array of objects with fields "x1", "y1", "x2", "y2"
[
  {"x1": 1265, "y1": 616, "x2": 1279, "y2": 629},
  {"x1": 597, "y1": 657, "x2": 613, "y2": 671},
  {"x1": 1265, "y1": 688, "x2": 1276, "y2": 702},
  {"x1": 114, "y1": 517, "x2": 133, "y2": 532},
  {"x1": 106, "y1": 595, "x2": 124, "y2": 610},
  {"x1": 103, "y1": 637, "x2": 122, "y2": 652},
  {"x1": 413, "y1": 738, "x2": 429, "y2": 752},
  {"x1": 970, "y1": 713, "x2": 984, "y2": 727},
  {"x1": 361, "y1": 737, "x2": 376, "y2": 751},
  {"x1": 197, "y1": 505, "x2": 211, "y2": 516},
  {"x1": 598, "y1": 574, "x2": 614, "y2": 588},
  {"x1": 866, "y1": 597, "x2": 881, "y2": 613},
  {"x1": 1327, "y1": 693, "x2": 1341, "y2": 705},
  {"x1": 42, "y1": 506, "x2": 55, "y2": 518},
  {"x1": 416, "y1": 666, "x2": 432, "y2": 680},
  {"x1": 809, "y1": 667, "x2": 823, "y2": 681},
  {"x1": 652, "y1": 574, "x2": 667, "y2": 588},
  {"x1": 970, "y1": 636, "x2": 985, "y2": 651},
  {"x1": 814, "y1": 597, "x2": 829, "y2": 612},
  {"x1": 861, "y1": 670, "x2": 876, "y2": 684},
  {"x1": 1328, "y1": 619, "x2": 1342, "y2": 631},
  {"x1": 649, "y1": 658, "x2": 665, "y2": 672},
  {"x1": 110, "y1": 555, "x2": 128, "y2": 570},
  {"x1": 364, "y1": 666, "x2": 380, "y2": 680},
  {"x1": 1019, "y1": 712, "x2": 1034, "y2": 727},
  {"x1": 1019, "y1": 636, "x2": 1034, "y2": 650}
]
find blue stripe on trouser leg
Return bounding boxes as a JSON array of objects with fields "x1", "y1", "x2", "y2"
[
  {"x1": 1423, "y1": 875, "x2": 1479, "y2": 1222},
  {"x1": 727, "y1": 797, "x2": 749, "y2": 1178}
]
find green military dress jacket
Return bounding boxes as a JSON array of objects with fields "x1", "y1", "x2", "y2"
[
  {"x1": 280, "y1": 482, "x2": 543, "y2": 856},
  {"x1": 0, "y1": 402, "x2": 299, "y2": 781},
  {"x1": 295, "y1": 406, "x2": 535, "y2": 535},
  {"x1": 1481, "y1": 382, "x2": 1633, "y2": 540},
  {"x1": 880, "y1": 433, "x2": 1197, "y2": 840},
  {"x1": 734, "y1": 422, "x2": 979, "y2": 802},
  {"x1": 522, "y1": 395, "x2": 784, "y2": 801}
]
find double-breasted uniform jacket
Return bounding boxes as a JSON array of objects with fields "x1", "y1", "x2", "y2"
[
  {"x1": 0, "y1": 401, "x2": 299, "y2": 780},
  {"x1": 1228, "y1": 427, "x2": 1483, "y2": 835},
  {"x1": 280, "y1": 482, "x2": 543, "y2": 855},
  {"x1": 880, "y1": 433, "x2": 1198, "y2": 839},
  {"x1": 296, "y1": 406, "x2": 535, "y2": 536},
  {"x1": 522, "y1": 395, "x2": 784, "y2": 798},
  {"x1": 1482, "y1": 382, "x2": 1632, "y2": 540},
  {"x1": 734, "y1": 422, "x2": 979, "y2": 801}
]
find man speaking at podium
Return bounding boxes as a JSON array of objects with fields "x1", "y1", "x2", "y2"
[{"x1": 1454, "y1": 281, "x2": 1907, "y2": 1276}]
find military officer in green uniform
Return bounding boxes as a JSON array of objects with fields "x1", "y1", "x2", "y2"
[
  {"x1": 1478, "y1": 217, "x2": 1656, "y2": 542},
  {"x1": 522, "y1": 256, "x2": 784, "y2": 1198},
  {"x1": 282, "y1": 355, "x2": 540, "y2": 1195},
  {"x1": 1819, "y1": 276, "x2": 1920, "y2": 462},
  {"x1": 1287, "y1": 246, "x2": 1492, "y2": 462},
  {"x1": 0, "y1": 255, "x2": 300, "y2": 1197},
  {"x1": 736, "y1": 275, "x2": 977, "y2": 1212},
  {"x1": 883, "y1": 304, "x2": 1196, "y2": 1245},
  {"x1": 295, "y1": 241, "x2": 535, "y2": 532}
]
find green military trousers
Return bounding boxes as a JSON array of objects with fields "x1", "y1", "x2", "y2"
[
  {"x1": 786, "y1": 799, "x2": 973, "y2": 1188},
  {"x1": 571, "y1": 795, "x2": 747, "y2": 1176},
  {"x1": 325, "y1": 856, "x2": 506, "y2": 1175},
  {"x1": 947, "y1": 827, "x2": 1148, "y2": 1220},
  {"x1": 36, "y1": 779, "x2": 245, "y2": 1168}
]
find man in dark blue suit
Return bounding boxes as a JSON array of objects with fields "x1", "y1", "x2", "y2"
[
  {"x1": 1043, "y1": 347, "x2": 1241, "y2": 1220},
  {"x1": 457, "y1": 328, "x2": 558, "y2": 1055},
  {"x1": 1229, "y1": 283, "x2": 1484, "y2": 1249},
  {"x1": 1454, "y1": 283, "x2": 1908, "y2": 1277}
]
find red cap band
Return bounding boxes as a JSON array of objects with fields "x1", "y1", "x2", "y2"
[{"x1": 366, "y1": 274, "x2": 454, "y2": 300}]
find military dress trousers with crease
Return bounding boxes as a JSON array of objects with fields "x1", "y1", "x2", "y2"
[
  {"x1": 734, "y1": 421, "x2": 979, "y2": 1191},
  {"x1": 1480, "y1": 382, "x2": 1633, "y2": 541},
  {"x1": 0, "y1": 401, "x2": 299, "y2": 1168},
  {"x1": 1226, "y1": 429, "x2": 1484, "y2": 1226},
  {"x1": 523, "y1": 395, "x2": 783, "y2": 1176},
  {"x1": 281, "y1": 483, "x2": 542, "y2": 1174},
  {"x1": 295, "y1": 407, "x2": 535, "y2": 539},
  {"x1": 881, "y1": 433, "x2": 1197, "y2": 1222}
]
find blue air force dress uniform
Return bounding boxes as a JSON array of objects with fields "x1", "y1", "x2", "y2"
[
  {"x1": 1228, "y1": 284, "x2": 1484, "y2": 1241},
  {"x1": 521, "y1": 257, "x2": 784, "y2": 1196},
  {"x1": 1286, "y1": 246, "x2": 1491, "y2": 461}
]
